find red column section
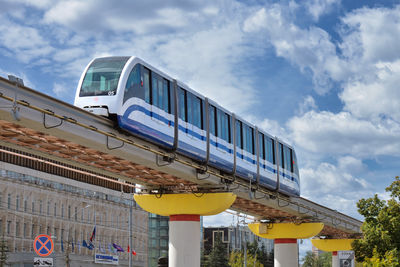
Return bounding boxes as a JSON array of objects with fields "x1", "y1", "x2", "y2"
[
  {"x1": 274, "y1": 238, "x2": 297, "y2": 244},
  {"x1": 170, "y1": 214, "x2": 200, "y2": 222}
]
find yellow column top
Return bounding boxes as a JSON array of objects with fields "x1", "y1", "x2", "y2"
[
  {"x1": 248, "y1": 222, "x2": 324, "y2": 239},
  {"x1": 134, "y1": 192, "x2": 237, "y2": 216},
  {"x1": 311, "y1": 239, "x2": 356, "y2": 252}
]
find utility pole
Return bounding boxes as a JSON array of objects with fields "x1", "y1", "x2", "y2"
[{"x1": 243, "y1": 230, "x2": 247, "y2": 267}]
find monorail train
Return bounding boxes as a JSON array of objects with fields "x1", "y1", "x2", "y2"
[{"x1": 74, "y1": 56, "x2": 300, "y2": 196}]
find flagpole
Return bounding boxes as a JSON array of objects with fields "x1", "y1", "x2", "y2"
[{"x1": 129, "y1": 189, "x2": 133, "y2": 267}]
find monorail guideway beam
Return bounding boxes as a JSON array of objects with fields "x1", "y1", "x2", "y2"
[{"x1": 0, "y1": 76, "x2": 362, "y2": 238}]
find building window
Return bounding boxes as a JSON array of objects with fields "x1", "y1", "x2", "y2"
[
  {"x1": 47, "y1": 201, "x2": 50, "y2": 215},
  {"x1": 39, "y1": 200, "x2": 43, "y2": 214},
  {"x1": 75, "y1": 207, "x2": 78, "y2": 221},
  {"x1": 31, "y1": 224, "x2": 35, "y2": 238},
  {"x1": 16, "y1": 221, "x2": 20, "y2": 237},
  {"x1": 7, "y1": 193, "x2": 11, "y2": 209},
  {"x1": 24, "y1": 199, "x2": 27, "y2": 212},
  {"x1": 0, "y1": 219, "x2": 2, "y2": 235},
  {"x1": 68, "y1": 205, "x2": 71, "y2": 219},
  {"x1": 7, "y1": 221, "x2": 11, "y2": 235},
  {"x1": 24, "y1": 223, "x2": 27, "y2": 237},
  {"x1": 61, "y1": 204, "x2": 64, "y2": 218},
  {"x1": 16, "y1": 195, "x2": 19, "y2": 211},
  {"x1": 0, "y1": 192, "x2": 2, "y2": 207},
  {"x1": 32, "y1": 201, "x2": 35, "y2": 213}
]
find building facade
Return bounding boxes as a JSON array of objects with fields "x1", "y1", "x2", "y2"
[
  {"x1": 203, "y1": 226, "x2": 274, "y2": 260},
  {"x1": 0, "y1": 160, "x2": 148, "y2": 267},
  {"x1": 147, "y1": 214, "x2": 169, "y2": 267}
]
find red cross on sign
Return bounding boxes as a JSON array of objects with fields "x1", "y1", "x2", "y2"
[{"x1": 34, "y1": 234, "x2": 54, "y2": 257}]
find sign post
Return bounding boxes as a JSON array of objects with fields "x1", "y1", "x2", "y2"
[{"x1": 33, "y1": 234, "x2": 54, "y2": 266}]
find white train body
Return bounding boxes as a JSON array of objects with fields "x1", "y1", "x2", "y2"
[{"x1": 74, "y1": 56, "x2": 300, "y2": 196}]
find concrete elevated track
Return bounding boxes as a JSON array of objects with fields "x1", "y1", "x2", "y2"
[{"x1": 0, "y1": 76, "x2": 362, "y2": 239}]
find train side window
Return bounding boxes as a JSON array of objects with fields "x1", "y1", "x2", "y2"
[
  {"x1": 265, "y1": 137, "x2": 275, "y2": 164},
  {"x1": 242, "y1": 124, "x2": 254, "y2": 155},
  {"x1": 235, "y1": 120, "x2": 242, "y2": 149},
  {"x1": 279, "y1": 143, "x2": 284, "y2": 169},
  {"x1": 217, "y1": 109, "x2": 230, "y2": 143},
  {"x1": 142, "y1": 68, "x2": 150, "y2": 104},
  {"x1": 187, "y1": 93, "x2": 202, "y2": 129},
  {"x1": 124, "y1": 64, "x2": 141, "y2": 103},
  {"x1": 259, "y1": 133, "x2": 265, "y2": 160},
  {"x1": 163, "y1": 79, "x2": 169, "y2": 113},
  {"x1": 178, "y1": 87, "x2": 186, "y2": 121},
  {"x1": 187, "y1": 92, "x2": 193, "y2": 126},
  {"x1": 284, "y1": 146, "x2": 293, "y2": 172},
  {"x1": 152, "y1": 74, "x2": 158, "y2": 107},
  {"x1": 209, "y1": 105, "x2": 216, "y2": 136},
  {"x1": 151, "y1": 73, "x2": 170, "y2": 113}
]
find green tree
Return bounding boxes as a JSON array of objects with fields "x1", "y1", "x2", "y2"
[
  {"x1": 206, "y1": 234, "x2": 229, "y2": 267},
  {"x1": 229, "y1": 250, "x2": 263, "y2": 267},
  {"x1": 353, "y1": 176, "x2": 400, "y2": 265},
  {"x1": 0, "y1": 235, "x2": 8, "y2": 267},
  {"x1": 302, "y1": 251, "x2": 331, "y2": 267}
]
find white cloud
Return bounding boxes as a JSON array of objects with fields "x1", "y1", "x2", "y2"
[
  {"x1": 52, "y1": 82, "x2": 68, "y2": 97},
  {"x1": 340, "y1": 6, "x2": 400, "y2": 63},
  {"x1": 244, "y1": 5, "x2": 348, "y2": 95},
  {"x1": 0, "y1": 17, "x2": 54, "y2": 63},
  {"x1": 243, "y1": 8, "x2": 267, "y2": 33},
  {"x1": 305, "y1": 0, "x2": 341, "y2": 21},
  {"x1": 154, "y1": 24, "x2": 256, "y2": 113},
  {"x1": 300, "y1": 160, "x2": 371, "y2": 218},
  {"x1": 43, "y1": 0, "x2": 219, "y2": 35},
  {"x1": 288, "y1": 111, "x2": 400, "y2": 158},
  {"x1": 337, "y1": 156, "x2": 366, "y2": 175},
  {"x1": 53, "y1": 47, "x2": 86, "y2": 63},
  {"x1": 297, "y1": 96, "x2": 317, "y2": 115}
]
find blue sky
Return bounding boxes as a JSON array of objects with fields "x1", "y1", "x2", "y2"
[{"x1": 1, "y1": 0, "x2": 400, "y2": 257}]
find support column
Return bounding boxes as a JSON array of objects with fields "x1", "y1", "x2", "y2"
[
  {"x1": 134, "y1": 192, "x2": 236, "y2": 267},
  {"x1": 311, "y1": 239, "x2": 357, "y2": 267},
  {"x1": 332, "y1": 251, "x2": 339, "y2": 267},
  {"x1": 274, "y1": 239, "x2": 298, "y2": 267},
  {"x1": 248, "y1": 222, "x2": 324, "y2": 267},
  {"x1": 169, "y1": 214, "x2": 200, "y2": 267}
]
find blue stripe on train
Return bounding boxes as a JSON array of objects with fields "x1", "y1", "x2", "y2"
[{"x1": 119, "y1": 105, "x2": 299, "y2": 195}]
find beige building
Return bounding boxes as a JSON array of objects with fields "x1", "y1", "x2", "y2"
[{"x1": 0, "y1": 158, "x2": 148, "y2": 267}]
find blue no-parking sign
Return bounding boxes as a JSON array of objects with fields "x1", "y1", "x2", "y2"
[{"x1": 34, "y1": 234, "x2": 54, "y2": 257}]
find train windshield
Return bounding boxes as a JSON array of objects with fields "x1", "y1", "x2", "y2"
[{"x1": 79, "y1": 57, "x2": 129, "y2": 97}]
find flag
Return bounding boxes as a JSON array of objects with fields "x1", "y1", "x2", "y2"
[
  {"x1": 61, "y1": 238, "x2": 64, "y2": 252},
  {"x1": 71, "y1": 238, "x2": 74, "y2": 252},
  {"x1": 78, "y1": 242, "x2": 81, "y2": 253},
  {"x1": 112, "y1": 243, "x2": 124, "y2": 252},
  {"x1": 90, "y1": 226, "x2": 96, "y2": 242},
  {"x1": 83, "y1": 240, "x2": 94, "y2": 250},
  {"x1": 127, "y1": 245, "x2": 137, "y2": 256},
  {"x1": 108, "y1": 243, "x2": 113, "y2": 253}
]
